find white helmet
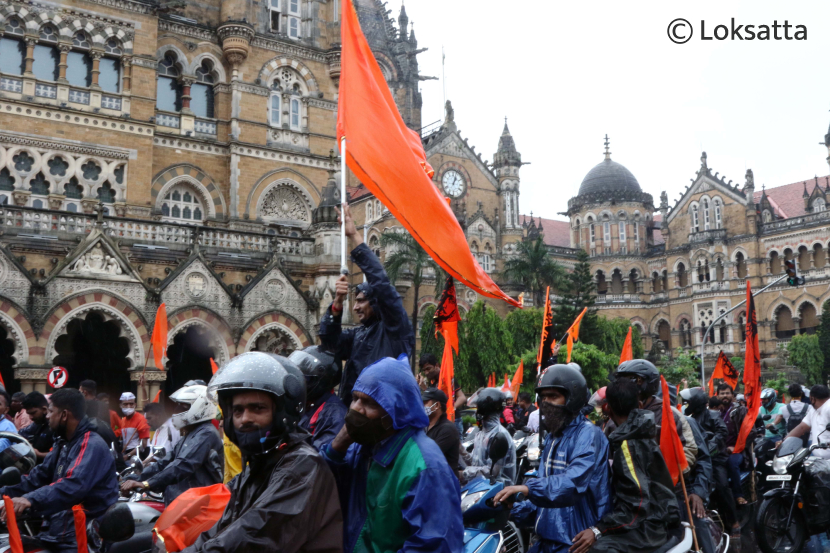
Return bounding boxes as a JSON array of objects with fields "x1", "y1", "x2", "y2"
[{"x1": 170, "y1": 384, "x2": 216, "y2": 430}]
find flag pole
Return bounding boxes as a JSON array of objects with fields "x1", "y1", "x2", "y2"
[
  {"x1": 340, "y1": 136, "x2": 348, "y2": 275},
  {"x1": 678, "y1": 466, "x2": 700, "y2": 552}
]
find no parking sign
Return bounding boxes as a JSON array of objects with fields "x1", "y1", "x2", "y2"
[{"x1": 48, "y1": 366, "x2": 68, "y2": 389}]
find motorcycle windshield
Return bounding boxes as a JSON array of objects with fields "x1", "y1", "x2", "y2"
[{"x1": 778, "y1": 436, "x2": 805, "y2": 457}]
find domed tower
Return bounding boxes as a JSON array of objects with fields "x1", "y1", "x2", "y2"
[
  {"x1": 493, "y1": 118, "x2": 522, "y2": 232},
  {"x1": 566, "y1": 137, "x2": 654, "y2": 257}
]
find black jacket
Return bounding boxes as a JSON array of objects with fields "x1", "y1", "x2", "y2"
[
  {"x1": 689, "y1": 408, "x2": 728, "y2": 460},
  {"x1": 139, "y1": 420, "x2": 223, "y2": 505},
  {"x1": 593, "y1": 410, "x2": 680, "y2": 551},
  {"x1": 515, "y1": 405, "x2": 536, "y2": 429},
  {"x1": 20, "y1": 420, "x2": 53, "y2": 463},
  {"x1": 427, "y1": 414, "x2": 461, "y2": 473},
  {"x1": 183, "y1": 434, "x2": 342, "y2": 553},
  {"x1": 319, "y1": 243, "x2": 413, "y2": 404}
]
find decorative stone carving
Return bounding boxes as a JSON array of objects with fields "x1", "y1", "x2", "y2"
[
  {"x1": 265, "y1": 279, "x2": 287, "y2": 305},
  {"x1": 260, "y1": 185, "x2": 310, "y2": 224},
  {"x1": 129, "y1": 370, "x2": 168, "y2": 381},
  {"x1": 186, "y1": 272, "x2": 208, "y2": 298},
  {"x1": 465, "y1": 289, "x2": 477, "y2": 304},
  {"x1": 69, "y1": 244, "x2": 123, "y2": 275}
]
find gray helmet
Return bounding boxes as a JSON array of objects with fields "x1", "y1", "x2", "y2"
[
  {"x1": 535, "y1": 364, "x2": 588, "y2": 414},
  {"x1": 616, "y1": 359, "x2": 660, "y2": 399},
  {"x1": 761, "y1": 388, "x2": 777, "y2": 409},
  {"x1": 288, "y1": 346, "x2": 339, "y2": 403}
]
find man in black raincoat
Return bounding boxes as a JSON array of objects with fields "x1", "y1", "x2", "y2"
[
  {"x1": 182, "y1": 352, "x2": 342, "y2": 553},
  {"x1": 319, "y1": 203, "x2": 412, "y2": 404},
  {"x1": 571, "y1": 379, "x2": 680, "y2": 553}
]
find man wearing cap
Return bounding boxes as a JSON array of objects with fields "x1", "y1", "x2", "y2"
[
  {"x1": 119, "y1": 391, "x2": 150, "y2": 457},
  {"x1": 321, "y1": 356, "x2": 463, "y2": 553},
  {"x1": 422, "y1": 388, "x2": 460, "y2": 474},
  {"x1": 319, "y1": 203, "x2": 412, "y2": 405}
]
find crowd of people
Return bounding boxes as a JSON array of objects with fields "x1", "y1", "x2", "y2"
[{"x1": 0, "y1": 202, "x2": 820, "y2": 553}]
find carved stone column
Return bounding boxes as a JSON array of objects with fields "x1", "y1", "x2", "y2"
[
  {"x1": 122, "y1": 57, "x2": 132, "y2": 93},
  {"x1": 301, "y1": 96, "x2": 309, "y2": 130},
  {"x1": 91, "y1": 51, "x2": 103, "y2": 89},
  {"x1": 180, "y1": 77, "x2": 194, "y2": 112},
  {"x1": 58, "y1": 44, "x2": 70, "y2": 83},
  {"x1": 24, "y1": 38, "x2": 35, "y2": 75}
]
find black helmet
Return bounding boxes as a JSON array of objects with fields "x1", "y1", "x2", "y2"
[
  {"x1": 208, "y1": 352, "x2": 306, "y2": 454},
  {"x1": 616, "y1": 359, "x2": 660, "y2": 399},
  {"x1": 473, "y1": 388, "x2": 505, "y2": 418},
  {"x1": 288, "y1": 346, "x2": 339, "y2": 403},
  {"x1": 679, "y1": 388, "x2": 708, "y2": 415},
  {"x1": 535, "y1": 364, "x2": 588, "y2": 414}
]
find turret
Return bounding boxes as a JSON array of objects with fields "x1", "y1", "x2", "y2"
[{"x1": 493, "y1": 118, "x2": 522, "y2": 229}]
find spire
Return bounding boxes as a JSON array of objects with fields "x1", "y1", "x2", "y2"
[
  {"x1": 603, "y1": 134, "x2": 611, "y2": 161},
  {"x1": 398, "y1": 2, "x2": 408, "y2": 41},
  {"x1": 409, "y1": 21, "x2": 416, "y2": 44},
  {"x1": 803, "y1": 180, "x2": 809, "y2": 198},
  {"x1": 502, "y1": 117, "x2": 510, "y2": 136},
  {"x1": 826, "y1": 176, "x2": 829, "y2": 193},
  {"x1": 493, "y1": 117, "x2": 521, "y2": 169}
]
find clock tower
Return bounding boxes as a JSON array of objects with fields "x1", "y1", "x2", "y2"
[{"x1": 493, "y1": 119, "x2": 522, "y2": 231}]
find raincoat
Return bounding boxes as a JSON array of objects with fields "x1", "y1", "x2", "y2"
[
  {"x1": 183, "y1": 433, "x2": 343, "y2": 553},
  {"x1": 642, "y1": 395, "x2": 697, "y2": 468},
  {"x1": 591, "y1": 410, "x2": 680, "y2": 553},
  {"x1": 0, "y1": 417, "x2": 118, "y2": 552},
  {"x1": 319, "y1": 244, "x2": 413, "y2": 404},
  {"x1": 461, "y1": 413, "x2": 516, "y2": 485},
  {"x1": 300, "y1": 391, "x2": 347, "y2": 449},
  {"x1": 511, "y1": 415, "x2": 611, "y2": 553},
  {"x1": 321, "y1": 356, "x2": 464, "y2": 553}
]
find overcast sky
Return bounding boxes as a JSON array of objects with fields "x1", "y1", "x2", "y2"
[{"x1": 386, "y1": 0, "x2": 830, "y2": 220}]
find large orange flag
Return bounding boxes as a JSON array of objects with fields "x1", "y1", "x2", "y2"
[
  {"x1": 337, "y1": 0, "x2": 517, "y2": 307},
  {"x1": 434, "y1": 276, "x2": 462, "y2": 421},
  {"x1": 510, "y1": 360, "x2": 524, "y2": 402},
  {"x1": 537, "y1": 287, "x2": 554, "y2": 372},
  {"x1": 660, "y1": 376, "x2": 688, "y2": 485},
  {"x1": 150, "y1": 303, "x2": 168, "y2": 371},
  {"x1": 735, "y1": 282, "x2": 761, "y2": 454},
  {"x1": 4, "y1": 496, "x2": 23, "y2": 553},
  {"x1": 707, "y1": 351, "x2": 740, "y2": 397},
  {"x1": 566, "y1": 307, "x2": 588, "y2": 363},
  {"x1": 619, "y1": 326, "x2": 633, "y2": 364}
]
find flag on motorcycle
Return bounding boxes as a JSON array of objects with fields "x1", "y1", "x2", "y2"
[
  {"x1": 735, "y1": 282, "x2": 761, "y2": 455},
  {"x1": 3, "y1": 495, "x2": 23, "y2": 553},
  {"x1": 154, "y1": 484, "x2": 231, "y2": 552},
  {"x1": 707, "y1": 351, "x2": 739, "y2": 397},
  {"x1": 72, "y1": 505, "x2": 87, "y2": 553},
  {"x1": 337, "y1": 0, "x2": 518, "y2": 307},
  {"x1": 619, "y1": 326, "x2": 633, "y2": 364},
  {"x1": 434, "y1": 276, "x2": 462, "y2": 421},
  {"x1": 537, "y1": 286, "x2": 554, "y2": 373},
  {"x1": 660, "y1": 375, "x2": 688, "y2": 485},
  {"x1": 565, "y1": 307, "x2": 588, "y2": 363},
  {"x1": 150, "y1": 303, "x2": 168, "y2": 371},
  {"x1": 510, "y1": 360, "x2": 524, "y2": 402}
]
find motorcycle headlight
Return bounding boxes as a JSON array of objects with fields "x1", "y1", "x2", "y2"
[
  {"x1": 773, "y1": 454, "x2": 793, "y2": 475},
  {"x1": 527, "y1": 445, "x2": 540, "y2": 461},
  {"x1": 460, "y1": 491, "x2": 486, "y2": 512}
]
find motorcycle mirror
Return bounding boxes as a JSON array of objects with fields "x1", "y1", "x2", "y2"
[
  {"x1": 0, "y1": 467, "x2": 21, "y2": 487},
  {"x1": 132, "y1": 461, "x2": 143, "y2": 475},
  {"x1": 825, "y1": 423, "x2": 830, "y2": 433},
  {"x1": 489, "y1": 433, "x2": 510, "y2": 464},
  {"x1": 96, "y1": 503, "x2": 135, "y2": 543}
]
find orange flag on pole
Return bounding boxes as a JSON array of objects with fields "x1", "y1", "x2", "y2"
[
  {"x1": 537, "y1": 287, "x2": 554, "y2": 373},
  {"x1": 619, "y1": 326, "x2": 633, "y2": 364},
  {"x1": 707, "y1": 351, "x2": 740, "y2": 397},
  {"x1": 565, "y1": 307, "x2": 587, "y2": 363},
  {"x1": 72, "y1": 505, "x2": 88, "y2": 553},
  {"x1": 337, "y1": 0, "x2": 517, "y2": 307},
  {"x1": 210, "y1": 358, "x2": 220, "y2": 375},
  {"x1": 488, "y1": 373, "x2": 496, "y2": 388},
  {"x1": 500, "y1": 374, "x2": 511, "y2": 393},
  {"x1": 660, "y1": 376, "x2": 688, "y2": 485},
  {"x1": 152, "y1": 390, "x2": 162, "y2": 404},
  {"x1": 150, "y1": 303, "x2": 168, "y2": 371},
  {"x1": 4, "y1": 496, "x2": 23, "y2": 553},
  {"x1": 510, "y1": 360, "x2": 524, "y2": 402},
  {"x1": 434, "y1": 276, "x2": 462, "y2": 421},
  {"x1": 735, "y1": 282, "x2": 762, "y2": 454}
]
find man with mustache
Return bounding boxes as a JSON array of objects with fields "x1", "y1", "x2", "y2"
[{"x1": 493, "y1": 364, "x2": 611, "y2": 553}]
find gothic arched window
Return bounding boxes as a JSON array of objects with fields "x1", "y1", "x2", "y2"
[
  {"x1": 703, "y1": 199, "x2": 711, "y2": 230},
  {"x1": 691, "y1": 205, "x2": 699, "y2": 233},
  {"x1": 259, "y1": 184, "x2": 310, "y2": 226},
  {"x1": 67, "y1": 32, "x2": 92, "y2": 88},
  {"x1": 33, "y1": 25, "x2": 60, "y2": 82},
  {"x1": 0, "y1": 18, "x2": 24, "y2": 77},
  {"x1": 191, "y1": 61, "x2": 216, "y2": 119},
  {"x1": 156, "y1": 54, "x2": 182, "y2": 113},
  {"x1": 714, "y1": 199, "x2": 723, "y2": 228},
  {"x1": 161, "y1": 183, "x2": 205, "y2": 224},
  {"x1": 100, "y1": 38, "x2": 122, "y2": 93},
  {"x1": 814, "y1": 197, "x2": 826, "y2": 213}
]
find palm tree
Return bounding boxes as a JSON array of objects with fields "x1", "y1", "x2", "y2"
[
  {"x1": 501, "y1": 237, "x2": 565, "y2": 307},
  {"x1": 380, "y1": 230, "x2": 443, "y2": 370}
]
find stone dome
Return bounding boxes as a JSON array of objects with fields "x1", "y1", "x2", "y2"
[{"x1": 578, "y1": 159, "x2": 641, "y2": 196}]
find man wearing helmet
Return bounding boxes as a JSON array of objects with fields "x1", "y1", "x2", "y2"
[
  {"x1": 290, "y1": 346, "x2": 347, "y2": 449},
  {"x1": 321, "y1": 356, "x2": 463, "y2": 553},
  {"x1": 461, "y1": 387, "x2": 517, "y2": 484},
  {"x1": 183, "y1": 352, "x2": 343, "y2": 553},
  {"x1": 759, "y1": 388, "x2": 785, "y2": 446},
  {"x1": 120, "y1": 383, "x2": 223, "y2": 505},
  {"x1": 493, "y1": 364, "x2": 612, "y2": 553},
  {"x1": 319, "y1": 203, "x2": 413, "y2": 405}
]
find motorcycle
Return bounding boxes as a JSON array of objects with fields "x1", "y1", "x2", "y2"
[
  {"x1": 513, "y1": 431, "x2": 540, "y2": 486},
  {"x1": 755, "y1": 424, "x2": 830, "y2": 553},
  {"x1": 117, "y1": 459, "x2": 165, "y2": 534},
  {"x1": 462, "y1": 426, "x2": 479, "y2": 453}
]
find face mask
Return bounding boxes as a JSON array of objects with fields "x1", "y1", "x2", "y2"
[
  {"x1": 122, "y1": 408, "x2": 135, "y2": 417},
  {"x1": 425, "y1": 402, "x2": 440, "y2": 417},
  {"x1": 344, "y1": 409, "x2": 391, "y2": 447},
  {"x1": 540, "y1": 402, "x2": 572, "y2": 436},
  {"x1": 235, "y1": 427, "x2": 271, "y2": 455}
]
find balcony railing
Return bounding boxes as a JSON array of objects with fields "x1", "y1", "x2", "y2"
[
  {"x1": 156, "y1": 113, "x2": 180, "y2": 128},
  {"x1": 762, "y1": 209, "x2": 830, "y2": 234},
  {"x1": 595, "y1": 293, "x2": 641, "y2": 304},
  {"x1": 68, "y1": 89, "x2": 90, "y2": 105},
  {"x1": 101, "y1": 95, "x2": 122, "y2": 110},
  {"x1": 0, "y1": 77, "x2": 22, "y2": 93},
  {"x1": 689, "y1": 228, "x2": 727, "y2": 244},
  {"x1": 35, "y1": 83, "x2": 57, "y2": 99},
  {"x1": 195, "y1": 119, "x2": 217, "y2": 135}
]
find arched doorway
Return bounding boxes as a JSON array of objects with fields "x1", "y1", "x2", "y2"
[
  {"x1": 52, "y1": 311, "x2": 131, "y2": 398},
  {"x1": 165, "y1": 325, "x2": 216, "y2": 396},
  {"x1": 250, "y1": 326, "x2": 299, "y2": 356},
  {"x1": 657, "y1": 320, "x2": 671, "y2": 349},
  {"x1": 799, "y1": 303, "x2": 819, "y2": 334},
  {"x1": 774, "y1": 306, "x2": 795, "y2": 339},
  {"x1": 0, "y1": 326, "x2": 17, "y2": 394}
]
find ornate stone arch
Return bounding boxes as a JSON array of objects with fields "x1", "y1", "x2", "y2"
[
  {"x1": 257, "y1": 57, "x2": 320, "y2": 93},
  {"x1": 245, "y1": 168, "x2": 319, "y2": 219},
  {"x1": 166, "y1": 306, "x2": 234, "y2": 363},
  {"x1": 151, "y1": 164, "x2": 224, "y2": 218},
  {"x1": 238, "y1": 311, "x2": 312, "y2": 353},
  {"x1": 650, "y1": 314, "x2": 671, "y2": 335},
  {"x1": 0, "y1": 299, "x2": 31, "y2": 365},
  {"x1": 167, "y1": 318, "x2": 231, "y2": 366},
  {"x1": 188, "y1": 52, "x2": 227, "y2": 83},
  {"x1": 373, "y1": 51, "x2": 398, "y2": 82},
  {"x1": 95, "y1": 26, "x2": 133, "y2": 53},
  {"x1": 769, "y1": 299, "x2": 795, "y2": 321},
  {"x1": 730, "y1": 247, "x2": 748, "y2": 262},
  {"x1": 672, "y1": 258, "x2": 690, "y2": 273},
  {"x1": 630, "y1": 317, "x2": 646, "y2": 335},
  {"x1": 155, "y1": 45, "x2": 189, "y2": 72},
  {"x1": 674, "y1": 313, "x2": 693, "y2": 328},
  {"x1": 254, "y1": 179, "x2": 315, "y2": 227}
]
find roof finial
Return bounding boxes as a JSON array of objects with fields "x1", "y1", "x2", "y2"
[{"x1": 603, "y1": 134, "x2": 611, "y2": 160}]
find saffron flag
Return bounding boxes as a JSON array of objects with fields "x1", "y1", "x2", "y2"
[
  {"x1": 501, "y1": 374, "x2": 511, "y2": 393},
  {"x1": 72, "y1": 505, "x2": 87, "y2": 553},
  {"x1": 434, "y1": 276, "x2": 462, "y2": 421},
  {"x1": 210, "y1": 358, "x2": 220, "y2": 375},
  {"x1": 735, "y1": 282, "x2": 761, "y2": 455},
  {"x1": 537, "y1": 287, "x2": 554, "y2": 372},
  {"x1": 154, "y1": 484, "x2": 231, "y2": 552},
  {"x1": 510, "y1": 360, "x2": 524, "y2": 402},
  {"x1": 337, "y1": 0, "x2": 518, "y2": 307},
  {"x1": 660, "y1": 376, "x2": 688, "y2": 485},
  {"x1": 152, "y1": 390, "x2": 162, "y2": 403},
  {"x1": 488, "y1": 373, "x2": 496, "y2": 388},
  {"x1": 4, "y1": 495, "x2": 23, "y2": 553},
  {"x1": 566, "y1": 307, "x2": 588, "y2": 363},
  {"x1": 150, "y1": 303, "x2": 168, "y2": 371},
  {"x1": 619, "y1": 326, "x2": 633, "y2": 364},
  {"x1": 707, "y1": 351, "x2": 740, "y2": 397}
]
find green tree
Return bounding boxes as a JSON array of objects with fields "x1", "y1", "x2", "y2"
[
  {"x1": 659, "y1": 349, "x2": 701, "y2": 387},
  {"x1": 590, "y1": 318, "x2": 645, "y2": 360},
  {"x1": 763, "y1": 377, "x2": 788, "y2": 397},
  {"x1": 501, "y1": 237, "x2": 565, "y2": 307},
  {"x1": 567, "y1": 341, "x2": 619, "y2": 391},
  {"x1": 381, "y1": 231, "x2": 443, "y2": 369},
  {"x1": 730, "y1": 357, "x2": 744, "y2": 375},
  {"x1": 456, "y1": 301, "x2": 513, "y2": 392},
  {"x1": 819, "y1": 301, "x2": 830, "y2": 381},
  {"x1": 418, "y1": 304, "x2": 443, "y2": 360},
  {"x1": 504, "y1": 308, "x2": 543, "y2": 359},
  {"x1": 552, "y1": 249, "x2": 598, "y2": 342},
  {"x1": 788, "y1": 333, "x2": 824, "y2": 385}
]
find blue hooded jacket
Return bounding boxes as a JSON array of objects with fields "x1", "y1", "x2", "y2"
[
  {"x1": 300, "y1": 391, "x2": 347, "y2": 449},
  {"x1": 511, "y1": 416, "x2": 612, "y2": 553},
  {"x1": 321, "y1": 356, "x2": 463, "y2": 553}
]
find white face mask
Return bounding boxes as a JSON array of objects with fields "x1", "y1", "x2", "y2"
[
  {"x1": 425, "y1": 402, "x2": 440, "y2": 417},
  {"x1": 122, "y1": 407, "x2": 135, "y2": 417}
]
